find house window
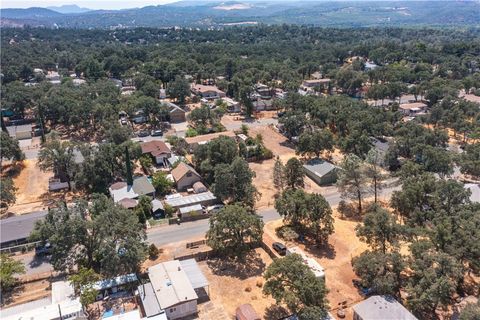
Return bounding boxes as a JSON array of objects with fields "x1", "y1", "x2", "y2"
[
  {"x1": 186, "y1": 172, "x2": 192, "y2": 177},
  {"x1": 170, "y1": 308, "x2": 176, "y2": 313}
]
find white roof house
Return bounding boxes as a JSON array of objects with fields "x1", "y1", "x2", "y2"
[
  {"x1": 2, "y1": 281, "x2": 83, "y2": 320},
  {"x1": 465, "y1": 183, "x2": 480, "y2": 203},
  {"x1": 164, "y1": 192, "x2": 216, "y2": 209},
  {"x1": 148, "y1": 260, "x2": 198, "y2": 309},
  {"x1": 353, "y1": 295, "x2": 418, "y2": 320}
]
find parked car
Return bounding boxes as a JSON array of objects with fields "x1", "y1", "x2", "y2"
[
  {"x1": 272, "y1": 242, "x2": 287, "y2": 255},
  {"x1": 138, "y1": 130, "x2": 150, "y2": 137},
  {"x1": 151, "y1": 129, "x2": 163, "y2": 136},
  {"x1": 205, "y1": 204, "x2": 224, "y2": 214},
  {"x1": 35, "y1": 242, "x2": 53, "y2": 256}
]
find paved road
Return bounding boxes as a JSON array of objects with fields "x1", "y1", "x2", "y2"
[
  {"x1": 147, "y1": 207, "x2": 280, "y2": 246},
  {"x1": 13, "y1": 179, "x2": 400, "y2": 276}
]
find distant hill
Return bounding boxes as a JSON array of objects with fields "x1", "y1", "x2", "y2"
[
  {"x1": 46, "y1": 4, "x2": 91, "y2": 14},
  {"x1": 0, "y1": 7, "x2": 63, "y2": 19},
  {"x1": 1, "y1": 1, "x2": 479, "y2": 29}
]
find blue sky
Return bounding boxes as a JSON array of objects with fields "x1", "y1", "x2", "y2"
[{"x1": 2, "y1": 0, "x2": 177, "y2": 10}]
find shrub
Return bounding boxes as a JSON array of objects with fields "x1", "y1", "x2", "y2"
[{"x1": 149, "y1": 244, "x2": 160, "y2": 260}]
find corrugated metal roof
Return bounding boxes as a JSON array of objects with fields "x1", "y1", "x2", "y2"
[
  {"x1": 164, "y1": 192, "x2": 216, "y2": 208},
  {"x1": 179, "y1": 259, "x2": 209, "y2": 290},
  {"x1": 353, "y1": 295, "x2": 418, "y2": 320}
]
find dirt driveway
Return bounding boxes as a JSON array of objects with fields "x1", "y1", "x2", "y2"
[{"x1": 264, "y1": 210, "x2": 368, "y2": 319}]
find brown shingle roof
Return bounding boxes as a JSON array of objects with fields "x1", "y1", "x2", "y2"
[
  {"x1": 141, "y1": 141, "x2": 171, "y2": 157},
  {"x1": 171, "y1": 162, "x2": 200, "y2": 182}
]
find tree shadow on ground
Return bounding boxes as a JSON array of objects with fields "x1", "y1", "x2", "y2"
[
  {"x1": 279, "y1": 140, "x2": 296, "y2": 150},
  {"x1": 0, "y1": 283, "x2": 26, "y2": 307},
  {"x1": 264, "y1": 304, "x2": 290, "y2": 320},
  {"x1": 206, "y1": 250, "x2": 266, "y2": 280},
  {"x1": 303, "y1": 241, "x2": 337, "y2": 260},
  {"x1": 1, "y1": 161, "x2": 26, "y2": 179},
  {"x1": 29, "y1": 254, "x2": 51, "y2": 269}
]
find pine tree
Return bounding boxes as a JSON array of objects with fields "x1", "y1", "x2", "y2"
[{"x1": 273, "y1": 156, "x2": 286, "y2": 192}]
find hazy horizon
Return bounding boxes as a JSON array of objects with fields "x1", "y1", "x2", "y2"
[{"x1": 1, "y1": 0, "x2": 177, "y2": 10}]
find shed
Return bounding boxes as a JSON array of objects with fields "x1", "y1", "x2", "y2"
[
  {"x1": 303, "y1": 158, "x2": 339, "y2": 186},
  {"x1": 152, "y1": 199, "x2": 165, "y2": 218},
  {"x1": 235, "y1": 304, "x2": 261, "y2": 320},
  {"x1": 192, "y1": 181, "x2": 207, "y2": 194},
  {"x1": 179, "y1": 204, "x2": 204, "y2": 217}
]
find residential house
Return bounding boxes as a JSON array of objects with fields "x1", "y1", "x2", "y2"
[
  {"x1": 252, "y1": 99, "x2": 274, "y2": 112},
  {"x1": 90, "y1": 273, "x2": 138, "y2": 301},
  {"x1": 164, "y1": 192, "x2": 217, "y2": 210},
  {"x1": 167, "y1": 102, "x2": 186, "y2": 123},
  {"x1": 2, "y1": 280, "x2": 84, "y2": 320},
  {"x1": 301, "y1": 79, "x2": 331, "y2": 89},
  {"x1": 142, "y1": 259, "x2": 209, "y2": 320},
  {"x1": 303, "y1": 158, "x2": 339, "y2": 186},
  {"x1": 254, "y1": 83, "x2": 273, "y2": 99},
  {"x1": 223, "y1": 97, "x2": 241, "y2": 113},
  {"x1": 0, "y1": 211, "x2": 48, "y2": 249},
  {"x1": 6, "y1": 123, "x2": 32, "y2": 140},
  {"x1": 109, "y1": 176, "x2": 155, "y2": 203},
  {"x1": 465, "y1": 184, "x2": 479, "y2": 203},
  {"x1": 191, "y1": 84, "x2": 225, "y2": 100},
  {"x1": 352, "y1": 295, "x2": 418, "y2": 320},
  {"x1": 171, "y1": 162, "x2": 202, "y2": 191},
  {"x1": 399, "y1": 102, "x2": 427, "y2": 117},
  {"x1": 46, "y1": 71, "x2": 61, "y2": 85},
  {"x1": 141, "y1": 141, "x2": 172, "y2": 165}
]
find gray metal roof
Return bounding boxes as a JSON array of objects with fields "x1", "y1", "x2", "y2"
[
  {"x1": 179, "y1": 259, "x2": 208, "y2": 290},
  {"x1": 137, "y1": 282, "x2": 163, "y2": 317},
  {"x1": 0, "y1": 211, "x2": 48, "y2": 245},
  {"x1": 465, "y1": 184, "x2": 479, "y2": 203},
  {"x1": 164, "y1": 192, "x2": 216, "y2": 209},
  {"x1": 303, "y1": 159, "x2": 337, "y2": 178},
  {"x1": 152, "y1": 199, "x2": 164, "y2": 212},
  {"x1": 353, "y1": 295, "x2": 418, "y2": 320}
]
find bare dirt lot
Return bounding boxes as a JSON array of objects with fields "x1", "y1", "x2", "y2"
[
  {"x1": 1, "y1": 278, "x2": 51, "y2": 308},
  {"x1": 198, "y1": 248, "x2": 279, "y2": 320},
  {"x1": 264, "y1": 209, "x2": 368, "y2": 319},
  {"x1": 6, "y1": 159, "x2": 52, "y2": 215}
]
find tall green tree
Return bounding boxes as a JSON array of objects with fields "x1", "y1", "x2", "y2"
[
  {"x1": 167, "y1": 75, "x2": 190, "y2": 105},
  {"x1": 38, "y1": 133, "x2": 77, "y2": 190},
  {"x1": 31, "y1": 198, "x2": 147, "y2": 277},
  {"x1": 365, "y1": 148, "x2": 387, "y2": 203},
  {"x1": 337, "y1": 154, "x2": 369, "y2": 214},
  {"x1": 0, "y1": 253, "x2": 26, "y2": 292},
  {"x1": 272, "y1": 156, "x2": 286, "y2": 192},
  {"x1": 206, "y1": 204, "x2": 263, "y2": 257},
  {"x1": 263, "y1": 254, "x2": 328, "y2": 315},
  {"x1": 284, "y1": 157, "x2": 305, "y2": 189},
  {"x1": 212, "y1": 157, "x2": 258, "y2": 208},
  {"x1": 0, "y1": 132, "x2": 25, "y2": 165},
  {"x1": 0, "y1": 177, "x2": 18, "y2": 209},
  {"x1": 296, "y1": 130, "x2": 334, "y2": 159}
]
